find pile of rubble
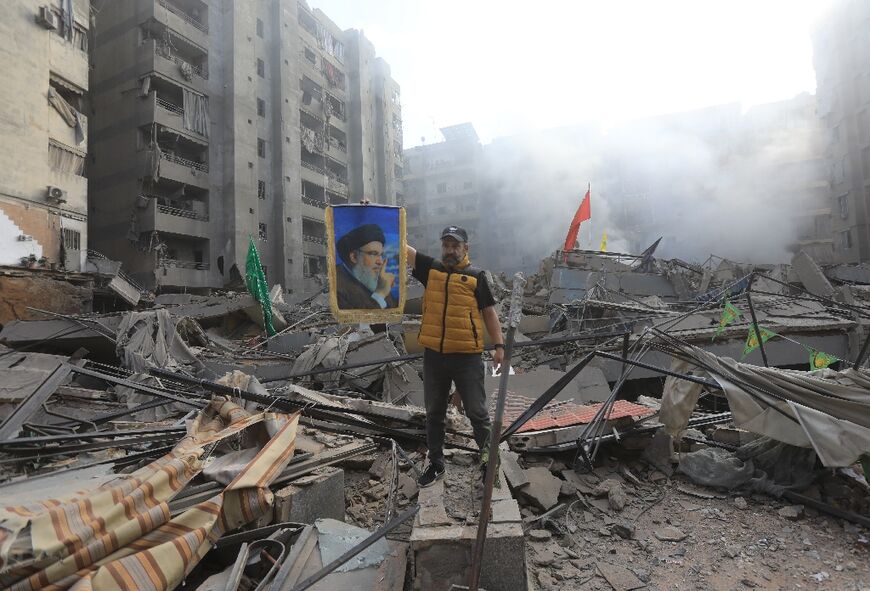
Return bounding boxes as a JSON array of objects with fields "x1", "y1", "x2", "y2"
[{"x1": 0, "y1": 244, "x2": 867, "y2": 590}]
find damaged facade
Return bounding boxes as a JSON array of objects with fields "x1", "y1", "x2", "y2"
[
  {"x1": 88, "y1": 0, "x2": 402, "y2": 297},
  {"x1": 0, "y1": 0, "x2": 91, "y2": 273}
]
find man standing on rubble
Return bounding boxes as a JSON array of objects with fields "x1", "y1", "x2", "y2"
[{"x1": 406, "y1": 226, "x2": 504, "y2": 487}]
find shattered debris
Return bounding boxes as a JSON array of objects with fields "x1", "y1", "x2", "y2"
[{"x1": 0, "y1": 246, "x2": 867, "y2": 590}]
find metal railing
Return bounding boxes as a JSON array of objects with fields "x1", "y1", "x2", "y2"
[
  {"x1": 86, "y1": 249, "x2": 147, "y2": 293},
  {"x1": 162, "y1": 151, "x2": 209, "y2": 172},
  {"x1": 301, "y1": 196, "x2": 327, "y2": 209},
  {"x1": 301, "y1": 160, "x2": 325, "y2": 174},
  {"x1": 302, "y1": 234, "x2": 328, "y2": 245},
  {"x1": 157, "y1": 203, "x2": 209, "y2": 221},
  {"x1": 155, "y1": 46, "x2": 208, "y2": 80},
  {"x1": 162, "y1": 259, "x2": 210, "y2": 270},
  {"x1": 157, "y1": 0, "x2": 208, "y2": 33},
  {"x1": 156, "y1": 96, "x2": 184, "y2": 115}
]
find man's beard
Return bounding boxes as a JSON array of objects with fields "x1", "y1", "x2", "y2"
[
  {"x1": 443, "y1": 254, "x2": 460, "y2": 267},
  {"x1": 352, "y1": 264, "x2": 379, "y2": 292}
]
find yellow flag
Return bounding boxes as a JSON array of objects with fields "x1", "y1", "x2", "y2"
[{"x1": 599, "y1": 231, "x2": 607, "y2": 252}]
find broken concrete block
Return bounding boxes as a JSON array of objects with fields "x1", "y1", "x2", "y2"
[
  {"x1": 398, "y1": 473, "x2": 418, "y2": 498},
  {"x1": 653, "y1": 526, "x2": 687, "y2": 542},
  {"x1": 519, "y1": 467, "x2": 562, "y2": 511},
  {"x1": 500, "y1": 449, "x2": 528, "y2": 490},
  {"x1": 597, "y1": 561, "x2": 646, "y2": 591},
  {"x1": 778, "y1": 505, "x2": 804, "y2": 520},
  {"x1": 273, "y1": 467, "x2": 344, "y2": 524}
]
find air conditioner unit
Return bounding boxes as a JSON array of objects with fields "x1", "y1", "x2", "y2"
[
  {"x1": 37, "y1": 6, "x2": 58, "y2": 30},
  {"x1": 47, "y1": 185, "x2": 67, "y2": 204},
  {"x1": 18, "y1": 235, "x2": 33, "y2": 242}
]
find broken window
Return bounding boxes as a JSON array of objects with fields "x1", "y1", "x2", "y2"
[
  {"x1": 256, "y1": 18, "x2": 264, "y2": 37},
  {"x1": 258, "y1": 180, "x2": 267, "y2": 199},
  {"x1": 257, "y1": 58, "x2": 265, "y2": 78},
  {"x1": 62, "y1": 228, "x2": 81, "y2": 250},
  {"x1": 839, "y1": 194, "x2": 849, "y2": 219},
  {"x1": 258, "y1": 138, "x2": 266, "y2": 158},
  {"x1": 840, "y1": 229, "x2": 852, "y2": 251},
  {"x1": 257, "y1": 98, "x2": 266, "y2": 117},
  {"x1": 258, "y1": 223, "x2": 267, "y2": 241},
  {"x1": 304, "y1": 47, "x2": 316, "y2": 64},
  {"x1": 48, "y1": 139, "x2": 86, "y2": 176}
]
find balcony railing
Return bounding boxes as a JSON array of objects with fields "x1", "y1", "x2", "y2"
[
  {"x1": 157, "y1": 203, "x2": 209, "y2": 221},
  {"x1": 162, "y1": 259, "x2": 210, "y2": 270},
  {"x1": 302, "y1": 234, "x2": 328, "y2": 245},
  {"x1": 157, "y1": 0, "x2": 208, "y2": 33},
  {"x1": 301, "y1": 160, "x2": 325, "y2": 175},
  {"x1": 162, "y1": 151, "x2": 209, "y2": 172},
  {"x1": 156, "y1": 96, "x2": 184, "y2": 115},
  {"x1": 301, "y1": 196, "x2": 327, "y2": 209},
  {"x1": 155, "y1": 45, "x2": 208, "y2": 80}
]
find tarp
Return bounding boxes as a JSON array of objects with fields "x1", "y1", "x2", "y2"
[
  {"x1": 0, "y1": 399, "x2": 299, "y2": 590},
  {"x1": 660, "y1": 343, "x2": 870, "y2": 467},
  {"x1": 115, "y1": 308, "x2": 204, "y2": 373}
]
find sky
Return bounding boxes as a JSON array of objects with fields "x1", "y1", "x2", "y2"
[{"x1": 311, "y1": 0, "x2": 835, "y2": 147}]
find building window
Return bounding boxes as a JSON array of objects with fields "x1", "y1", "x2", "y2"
[
  {"x1": 258, "y1": 180, "x2": 267, "y2": 199},
  {"x1": 62, "y1": 228, "x2": 81, "y2": 250},
  {"x1": 257, "y1": 98, "x2": 266, "y2": 117},
  {"x1": 436, "y1": 182, "x2": 447, "y2": 194},
  {"x1": 48, "y1": 140, "x2": 86, "y2": 177},
  {"x1": 839, "y1": 194, "x2": 849, "y2": 219},
  {"x1": 463, "y1": 181, "x2": 473, "y2": 189},
  {"x1": 256, "y1": 18, "x2": 264, "y2": 38},
  {"x1": 257, "y1": 58, "x2": 265, "y2": 77},
  {"x1": 259, "y1": 223, "x2": 268, "y2": 241},
  {"x1": 258, "y1": 138, "x2": 266, "y2": 158},
  {"x1": 840, "y1": 229, "x2": 852, "y2": 251},
  {"x1": 304, "y1": 47, "x2": 316, "y2": 64}
]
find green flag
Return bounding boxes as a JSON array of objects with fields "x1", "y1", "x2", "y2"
[
  {"x1": 809, "y1": 349, "x2": 839, "y2": 371},
  {"x1": 713, "y1": 299, "x2": 741, "y2": 340},
  {"x1": 245, "y1": 236, "x2": 275, "y2": 336},
  {"x1": 742, "y1": 325, "x2": 776, "y2": 358}
]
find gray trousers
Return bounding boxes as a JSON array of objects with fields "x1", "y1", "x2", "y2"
[{"x1": 423, "y1": 348, "x2": 491, "y2": 469}]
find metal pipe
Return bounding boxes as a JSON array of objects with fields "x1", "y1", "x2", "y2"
[{"x1": 469, "y1": 273, "x2": 525, "y2": 591}]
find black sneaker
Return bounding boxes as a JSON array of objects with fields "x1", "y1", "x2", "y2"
[{"x1": 418, "y1": 464, "x2": 445, "y2": 488}]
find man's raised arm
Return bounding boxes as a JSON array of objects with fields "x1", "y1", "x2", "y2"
[{"x1": 406, "y1": 245, "x2": 417, "y2": 269}]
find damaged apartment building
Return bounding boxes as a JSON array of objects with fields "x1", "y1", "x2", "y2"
[
  {"x1": 0, "y1": 0, "x2": 91, "y2": 272},
  {"x1": 88, "y1": 0, "x2": 403, "y2": 297}
]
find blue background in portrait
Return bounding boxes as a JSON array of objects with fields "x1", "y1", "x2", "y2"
[{"x1": 333, "y1": 205, "x2": 401, "y2": 302}]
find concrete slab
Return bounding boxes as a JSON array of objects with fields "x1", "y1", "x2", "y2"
[
  {"x1": 411, "y1": 465, "x2": 527, "y2": 591},
  {"x1": 273, "y1": 467, "x2": 345, "y2": 525}
]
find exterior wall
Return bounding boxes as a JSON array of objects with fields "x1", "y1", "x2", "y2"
[
  {"x1": 0, "y1": 0, "x2": 90, "y2": 272},
  {"x1": 813, "y1": 0, "x2": 870, "y2": 263}
]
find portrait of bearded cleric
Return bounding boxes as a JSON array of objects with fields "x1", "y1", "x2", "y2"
[{"x1": 328, "y1": 205, "x2": 404, "y2": 315}]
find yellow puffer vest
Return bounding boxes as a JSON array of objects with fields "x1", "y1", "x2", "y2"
[{"x1": 419, "y1": 256, "x2": 485, "y2": 354}]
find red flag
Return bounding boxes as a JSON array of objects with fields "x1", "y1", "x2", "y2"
[{"x1": 563, "y1": 186, "x2": 591, "y2": 254}]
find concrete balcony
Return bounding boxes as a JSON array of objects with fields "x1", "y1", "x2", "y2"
[
  {"x1": 139, "y1": 39, "x2": 208, "y2": 95},
  {"x1": 138, "y1": 93, "x2": 207, "y2": 143},
  {"x1": 301, "y1": 196, "x2": 327, "y2": 220},
  {"x1": 159, "y1": 260, "x2": 213, "y2": 288},
  {"x1": 139, "y1": 149, "x2": 209, "y2": 189},
  {"x1": 144, "y1": 0, "x2": 209, "y2": 51},
  {"x1": 301, "y1": 161, "x2": 328, "y2": 186},
  {"x1": 302, "y1": 235, "x2": 327, "y2": 257},
  {"x1": 138, "y1": 197, "x2": 210, "y2": 238}
]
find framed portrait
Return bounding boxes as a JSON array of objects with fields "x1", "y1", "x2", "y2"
[{"x1": 325, "y1": 204, "x2": 406, "y2": 324}]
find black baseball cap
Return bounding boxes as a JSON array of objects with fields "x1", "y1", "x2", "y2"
[{"x1": 440, "y1": 225, "x2": 468, "y2": 243}]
